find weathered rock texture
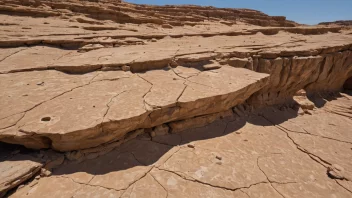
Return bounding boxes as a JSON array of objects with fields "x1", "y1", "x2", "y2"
[
  {"x1": 0, "y1": 0, "x2": 351, "y2": 152},
  {"x1": 4, "y1": 95, "x2": 352, "y2": 198},
  {"x1": 0, "y1": 0, "x2": 351, "y2": 196}
]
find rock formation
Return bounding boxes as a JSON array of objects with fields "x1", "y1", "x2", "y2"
[
  {"x1": 319, "y1": 20, "x2": 352, "y2": 26},
  {"x1": 0, "y1": 0, "x2": 351, "y2": 197}
]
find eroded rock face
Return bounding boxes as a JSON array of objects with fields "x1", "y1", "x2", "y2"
[
  {"x1": 5, "y1": 95, "x2": 352, "y2": 197},
  {"x1": 0, "y1": 67, "x2": 268, "y2": 151},
  {"x1": 0, "y1": 0, "x2": 351, "y2": 154},
  {"x1": 249, "y1": 50, "x2": 352, "y2": 105},
  {"x1": 0, "y1": 155, "x2": 42, "y2": 197},
  {"x1": 0, "y1": 0, "x2": 297, "y2": 28},
  {"x1": 1, "y1": 1, "x2": 352, "y2": 197}
]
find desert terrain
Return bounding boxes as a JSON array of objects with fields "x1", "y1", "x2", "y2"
[{"x1": 0, "y1": 0, "x2": 352, "y2": 197}]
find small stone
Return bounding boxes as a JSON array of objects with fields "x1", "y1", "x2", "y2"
[
  {"x1": 327, "y1": 164, "x2": 345, "y2": 179},
  {"x1": 151, "y1": 38, "x2": 157, "y2": 42},
  {"x1": 203, "y1": 64, "x2": 221, "y2": 70},
  {"x1": 187, "y1": 144, "x2": 195, "y2": 148},
  {"x1": 216, "y1": 161, "x2": 222, "y2": 165},
  {"x1": 36, "y1": 82, "x2": 44, "y2": 86},
  {"x1": 40, "y1": 168, "x2": 52, "y2": 177},
  {"x1": 169, "y1": 60, "x2": 178, "y2": 67},
  {"x1": 150, "y1": 131, "x2": 156, "y2": 137},
  {"x1": 122, "y1": 65, "x2": 130, "y2": 71},
  {"x1": 216, "y1": 156, "x2": 222, "y2": 160},
  {"x1": 297, "y1": 107, "x2": 305, "y2": 116}
]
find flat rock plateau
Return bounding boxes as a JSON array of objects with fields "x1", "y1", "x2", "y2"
[{"x1": 0, "y1": 0, "x2": 352, "y2": 197}]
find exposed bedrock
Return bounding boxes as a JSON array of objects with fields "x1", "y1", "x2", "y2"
[
  {"x1": 1, "y1": 46, "x2": 352, "y2": 151},
  {"x1": 0, "y1": 0, "x2": 297, "y2": 27},
  {"x1": 1, "y1": 1, "x2": 352, "y2": 197},
  {"x1": 247, "y1": 50, "x2": 352, "y2": 105},
  {"x1": 0, "y1": 0, "x2": 351, "y2": 152},
  {"x1": 0, "y1": 67, "x2": 268, "y2": 151}
]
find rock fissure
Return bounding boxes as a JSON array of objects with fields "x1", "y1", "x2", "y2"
[
  {"x1": 277, "y1": 124, "x2": 352, "y2": 145},
  {"x1": 149, "y1": 173, "x2": 169, "y2": 198},
  {"x1": 260, "y1": 115, "x2": 333, "y2": 168},
  {"x1": 157, "y1": 167, "x2": 270, "y2": 192},
  {"x1": 101, "y1": 90, "x2": 128, "y2": 129},
  {"x1": 59, "y1": 175, "x2": 124, "y2": 193},
  {"x1": 336, "y1": 180, "x2": 352, "y2": 194},
  {"x1": 0, "y1": 72, "x2": 101, "y2": 122},
  {"x1": 256, "y1": 156, "x2": 291, "y2": 198},
  {"x1": 0, "y1": 48, "x2": 28, "y2": 63},
  {"x1": 1, "y1": 1, "x2": 352, "y2": 196}
]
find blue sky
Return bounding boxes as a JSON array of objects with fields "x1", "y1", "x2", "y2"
[{"x1": 126, "y1": 0, "x2": 352, "y2": 25}]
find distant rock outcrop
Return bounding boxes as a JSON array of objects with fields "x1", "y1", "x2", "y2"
[{"x1": 319, "y1": 20, "x2": 352, "y2": 26}]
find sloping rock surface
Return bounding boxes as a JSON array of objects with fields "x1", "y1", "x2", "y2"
[
  {"x1": 0, "y1": 1, "x2": 352, "y2": 196},
  {"x1": 0, "y1": 0, "x2": 351, "y2": 151},
  {"x1": 4, "y1": 95, "x2": 352, "y2": 198}
]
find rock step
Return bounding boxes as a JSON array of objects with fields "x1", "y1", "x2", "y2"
[
  {"x1": 1, "y1": 32, "x2": 351, "y2": 74},
  {"x1": 0, "y1": 26, "x2": 342, "y2": 48},
  {"x1": 1, "y1": 0, "x2": 297, "y2": 27},
  {"x1": 0, "y1": 66, "x2": 269, "y2": 151},
  {"x1": 0, "y1": 154, "x2": 42, "y2": 197}
]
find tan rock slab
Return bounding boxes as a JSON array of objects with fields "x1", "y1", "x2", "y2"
[
  {"x1": 0, "y1": 70, "x2": 95, "y2": 125},
  {"x1": 10, "y1": 176, "x2": 82, "y2": 198},
  {"x1": 0, "y1": 46, "x2": 69, "y2": 73},
  {"x1": 0, "y1": 155, "x2": 42, "y2": 196},
  {"x1": 1, "y1": 66, "x2": 268, "y2": 151},
  {"x1": 7, "y1": 98, "x2": 352, "y2": 197}
]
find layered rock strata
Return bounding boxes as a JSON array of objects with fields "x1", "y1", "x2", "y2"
[
  {"x1": 0, "y1": 0, "x2": 351, "y2": 152},
  {"x1": 1, "y1": 1, "x2": 352, "y2": 196},
  {"x1": 0, "y1": 67, "x2": 268, "y2": 151}
]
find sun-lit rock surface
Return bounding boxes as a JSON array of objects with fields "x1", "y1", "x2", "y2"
[
  {"x1": 0, "y1": 0, "x2": 352, "y2": 197},
  {"x1": 3, "y1": 95, "x2": 352, "y2": 197}
]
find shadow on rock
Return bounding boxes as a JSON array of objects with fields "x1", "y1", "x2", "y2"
[{"x1": 1, "y1": 103, "x2": 303, "y2": 194}]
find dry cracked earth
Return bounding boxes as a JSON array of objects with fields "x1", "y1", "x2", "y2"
[{"x1": 1, "y1": 0, "x2": 352, "y2": 197}]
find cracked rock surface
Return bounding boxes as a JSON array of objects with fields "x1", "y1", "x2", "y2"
[
  {"x1": 4, "y1": 95, "x2": 352, "y2": 197},
  {"x1": 1, "y1": 0, "x2": 352, "y2": 197}
]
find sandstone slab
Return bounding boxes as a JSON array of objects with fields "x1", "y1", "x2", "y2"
[
  {"x1": 0, "y1": 155, "x2": 42, "y2": 197},
  {"x1": 0, "y1": 67, "x2": 268, "y2": 151}
]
